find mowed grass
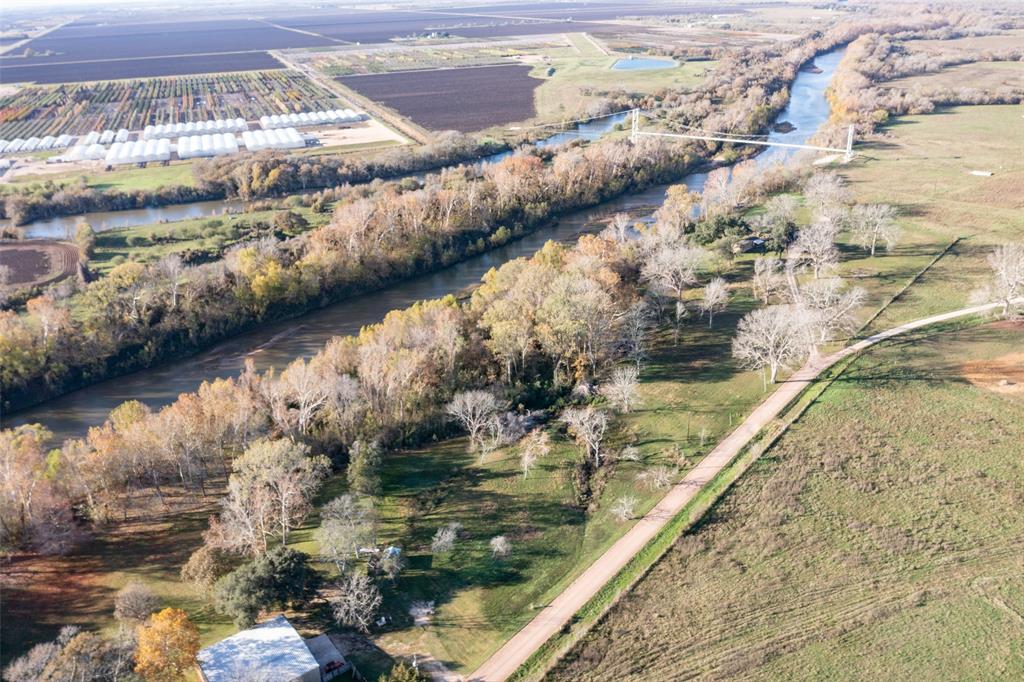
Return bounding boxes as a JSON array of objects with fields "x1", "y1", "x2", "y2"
[
  {"x1": 529, "y1": 33, "x2": 713, "y2": 123},
  {"x1": 838, "y1": 104, "x2": 1024, "y2": 333},
  {"x1": 289, "y1": 290, "x2": 770, "y2": 674},
  {"x1": 548, "y1": 319, "x2": 1024, "y2": 681}
]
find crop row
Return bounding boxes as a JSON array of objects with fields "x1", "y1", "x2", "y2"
[{"x1": 0, "y1": 71, "x2": 340, "y2": 139}]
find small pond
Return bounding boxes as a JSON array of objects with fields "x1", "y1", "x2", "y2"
[{"x1": 611, "y1": 57, "x2": 677, "y2": 71}]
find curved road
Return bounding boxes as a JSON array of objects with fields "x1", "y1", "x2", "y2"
[{"x1": 468, "y1": 300, "x2": 1015, "y2": 682}]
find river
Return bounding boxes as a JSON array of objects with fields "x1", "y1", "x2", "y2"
[{"x1": 4, "y1": 48, "x2": 844, "y2": 442}]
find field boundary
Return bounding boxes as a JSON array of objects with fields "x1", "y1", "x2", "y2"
[
  {"x1": 855, "y1": 236, "x2": 963, "y2": 336},
  {"x1": 507, "y1": 352, "x2": 857, "y2": 682}
]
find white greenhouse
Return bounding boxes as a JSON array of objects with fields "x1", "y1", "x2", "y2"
[
  {"x1": 176, "y1": 132, "x2": 239, "y2": 159},
  {"x1": 259, "y1": 109, "x2": 364, "y2": 129},
  {"x1": 145, "y1": 118, "x2": 248, "y2": 140}
]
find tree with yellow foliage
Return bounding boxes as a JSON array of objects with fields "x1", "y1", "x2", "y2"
[{"x1": 134, "y1": 608, "x2": 199, "y2": 680}]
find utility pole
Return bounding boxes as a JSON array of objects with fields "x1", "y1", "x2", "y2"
[
  {"x1": 630, "y1": 109, "x2": 639, "y2": 143},
  {"x1": 844, "y1": 124, "x2": 855, "y2": 163}
]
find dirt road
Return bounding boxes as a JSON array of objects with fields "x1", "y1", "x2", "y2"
[{"x1": 467, "y1": 300, "x2": 1014, "y2": 681}]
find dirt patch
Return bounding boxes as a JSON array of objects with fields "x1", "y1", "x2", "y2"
[
  {"x1": 961, "y1": 351, "x2": 1024, "y2": 396},
  {"x1": 314, "y1": 119, "x2": 409, "y2": 149},
  {"x1": 0, "y1": 240, "x2": 78, "y2": 288}
]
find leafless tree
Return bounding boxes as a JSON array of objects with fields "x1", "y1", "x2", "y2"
[
  {"x1": 789, "y1": 218, "x2": 840, "y2": 279},
  {"x1": 156, "y1": 254, "x2": 185, "y2": 310},
  {"x1": 618, "y1": 300, "x2": 652, "y2": 370},
  {"x1": 431, "y1": 522, "x2": 462, "y2": 554},
  {"x1": 113, "y1": 581, "x2": 159, "y2": 624},
  {"x1": 977, "y1": 243, "x2": 1024, "y2": 318},
  {"x1": 446, "y1": 390, "x2": 501, "y2": 454},
  {"x1": 803, "y1": 172, "x2": 852, "y2": 212},
  {"x1": 753, "y1": 257, "x2": 785, "y2": 304},
  {"x1": 600, "y1": 366, "x2": 640, "y2": 413},
  {"x1": 562, "y1": 406, "x2": 608, "y2": 467},
  {"x1": 849, "y1": 204, "x2": 900, "y2": 256},
  {"x1": 700, "y1": 277, "x2": 730, "y2": 327},
  {"x1": 330, "y1": 573, "x2": 382, "y2": 634},
  {"x1": 490, "y1": 535, "x2": 511, "y2": 559},
  {"x1": 793, "y1": 278, "x2": 866, "y2": 348},
  {"x1": 642, "y1": 245, "x2": 709, "y2": 336},
  {"x1": 635, "y1": 466, "x2": 674, "y2": 491},
  {"x1": 605, "y1": 212, "x2": 633, "y2": 243},
  {"x1": 732, "y1": 305, "x2": 809, "y2": 389},
  {"x1": 316, "y1": 494, "x2": 376, "y2": 574},
  {"x1": 519, "y1": 429, "x2": 550, "y2": 479},
  {"x1": 611, "y1": 495, "x2": 639, "y2": 521}
]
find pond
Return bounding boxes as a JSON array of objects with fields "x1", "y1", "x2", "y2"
[{"x1": 611, "y1": 57, "x2": 677, "y2": 71}]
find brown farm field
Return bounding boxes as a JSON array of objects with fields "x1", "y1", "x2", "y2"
[
  {"x1": 339, "y1": 64, "x2": 540, "y2": 132},
  {"x1": 0, "y1": 240, "x2": 78, "y2": 288},
  {"x1": 548, "y1": 319, "x2": 1024, "y2": 681},
  {"x1": 879, "y1": 60, "x2": 1024, "y2": 94}
]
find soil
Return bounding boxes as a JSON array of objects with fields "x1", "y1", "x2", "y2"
[
  {"x1": 961, "y1": 348, "x2": 1024, "y2": 396},
  {"x1": 0, "y1": 240, "x2": 78, "y2": 287}
]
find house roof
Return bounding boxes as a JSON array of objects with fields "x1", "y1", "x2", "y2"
[{"x1": 197, "y1": 615, "x2": 319, "y2": 682}]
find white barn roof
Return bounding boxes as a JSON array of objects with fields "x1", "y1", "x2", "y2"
[{"x1": 197, "y1": 615, "x2": 320, "y2": 682}]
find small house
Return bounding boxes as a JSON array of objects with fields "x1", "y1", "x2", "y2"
[{"x1": 197, "y1": 615, "x2": 351, "y2": 682}]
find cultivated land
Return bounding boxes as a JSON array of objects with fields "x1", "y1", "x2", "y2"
[
  {"x1": 0, "y1": 239, "x2": 77, "y2": 287},
  {"x1": 549, "y1": 318, "x2": 1024, "y2": 680},
  {"x1": 0, "y1": 70, "x2": 342, "y2": 139},
  {"x1": 339, "y1": 64, "x2": 542, "y2": 132}
]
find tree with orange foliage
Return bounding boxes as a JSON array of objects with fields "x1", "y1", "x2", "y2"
[{"x1": 134, "y1": 608, "x2": 199, "y2": 680}]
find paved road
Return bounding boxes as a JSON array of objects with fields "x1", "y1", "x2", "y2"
[{"x1": 467, "y1": 300, "x2": 1012, "y2": 681}]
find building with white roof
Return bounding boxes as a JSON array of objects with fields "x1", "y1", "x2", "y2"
[{"x1": 196, "y1": 615, "x2": 349, "y2": 682}]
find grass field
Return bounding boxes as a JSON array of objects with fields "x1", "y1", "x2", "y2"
[
  {"x1": 840, "y1": 104, "x2": 1023, "y2": 333},
  {"x1": 549, "y1": 318, "x2": 1024, "y2": 680},
  {"x1": 880, "y1": 60, "x2": 1023, "y2": 93},
  {"x1": 530, "y1": 34, "x2": 713, "y2": 122},
  {"x1": 86, "y1": 204, "x2": 330, "y2": 277}
]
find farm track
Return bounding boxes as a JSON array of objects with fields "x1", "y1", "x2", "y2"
[{"x1": 467, "y1": 299, "x2": 1021, "y2": 682}]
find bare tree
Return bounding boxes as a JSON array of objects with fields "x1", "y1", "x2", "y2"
[
  {"x1": 793, "y1": 278, "x2": 866, "y2": 348},
  {"x1": 210, "y1": 439, "x2": 329, "y2": 554},
  {"x1": 316, "y1": 494, "x2": 376, "y2": 574},
  {"x1": 600, "y1": 366, "x2": 640, "y2": 413},
  {"x1": 699, "y1": 277, "x2": 730, "y2": 327},
  {"x1": 618, "y1": 300, "x2": 652, "y2": 370},
  {"x1": 732, "y1": 305, "x2": 809, "y2": 389},
  {"x1": 431, "y1": 522, "x2": 462, "y2": 554},
  {"x1": 753, "y1": 257, "x2": 785, "y2": 304},
  {"x1": 330, "y1": 573, "x2": 382, "y2": 634},
  {"x1": 518, "y1": 429, "x2": 550, "y2": 479},
  {"x1": 113, "y1": 581, "x2": 159, "y2": 624},
  {"x1": 489, "y1": 535, "x2": 511, "y2": 559},
  {"x1": 562, "y1": 406, "x2": 608, "y2": 467},
  {"x1": 611, "y1": 495, "x2": 638, "y2": 521},
  {"x1": 789, "y1": 218, "x2": 839, "y2": 279},
  {"x1": 156, "y1": 254, "x2": 185, "y2": 310},
  {"x1": 635, "y1": 466, "x2": 674, "y2": 491},
  {"x1": 977, "y1": 243, "x2": 1024, "y2": 318},
  {"x1": 446, "y1": 391, "x2": 501, "y2": 454},
  {"x1": 803, "y1": 172, "x2": 852, "y2": 212},
  {"x1": 605, "y1": 212, "x2": 633, "y2": 243},
  {"x1": 849, "y1": 204, "x2": 900, "y2": 256},
  {"x1": 642, "y1": 245, "x2": 710, "y2": 338}
]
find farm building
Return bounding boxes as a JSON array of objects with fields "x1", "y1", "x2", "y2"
[
  {"x1": 241, "y1": 127, "x2": 306, "y2": 151},
  {"x1": 196, "y1": 615, "x2": 350, "y2": 682},
  {"x1": 176, "y1": 133, "x2": 240, "y2": 159},
  {"x1": 260, "y1": 109, "x2": 363, "y2": 129},
  {"x1": 144, "y1": 118, "x2": 249, "y2": 139}
]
